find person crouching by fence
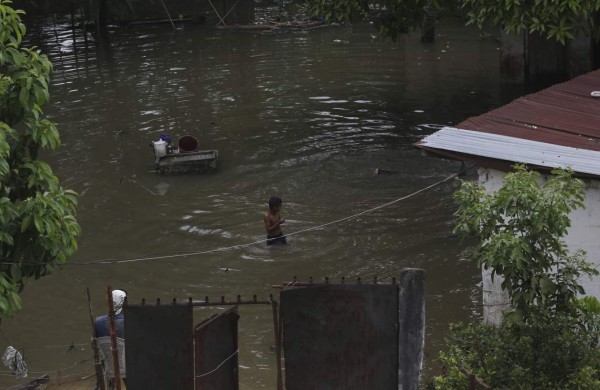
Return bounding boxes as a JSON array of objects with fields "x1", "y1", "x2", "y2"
[
  {"x1": 95, "y1": 289, "x2": 126, "y2": 338},
  {"x1": 94, "y1": 289, "x2": 127, "y2": 389}
]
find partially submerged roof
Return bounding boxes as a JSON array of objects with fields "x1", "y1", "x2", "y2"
[{"x1": 415, "y1": 69, "x2": 600, "y2": 177}]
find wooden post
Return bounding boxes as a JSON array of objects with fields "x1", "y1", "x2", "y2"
[
  {"x1": 420, "y1": 5, "x2": 437, "y2": 42},
  {"x1": 192, "y1": 0, "x2": 201, "y2": 23},
  {"x1": 106, "y1": 286, "x2": 122, "y2": 390},
  {"x1": 80, "y1": 5, "x2": 88, "y2": 48},
  {"x1": 87, "y1": 287, "x2": 105, "y2": 390},
  {"x1": 271, "y1": 298, "x2": 283, "y2": 390},
  {"x1": 96, "y1": 0, "x2": 107, "y2": 32},
  {"x1": 398, "y1": 268, "x2": 425, "y2": 390},
  {"x1": 70, "y1": 1, "x2": 77, "y2": 55}
]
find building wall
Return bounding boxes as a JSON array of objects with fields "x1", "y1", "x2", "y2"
[{"x1": 479, "y1": 168, "x2": 600, "y2": 324}]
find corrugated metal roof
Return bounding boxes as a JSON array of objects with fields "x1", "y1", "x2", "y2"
[
  {"x1": 420, "y1": 127, "x2": 600, "y2": 176},
  {"x1": 415, "y1": 69, "x2": 600, "y2": 176}
]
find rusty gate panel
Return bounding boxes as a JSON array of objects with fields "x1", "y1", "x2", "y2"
[
  {"x1": 194, "y1": 306, "x2": 240, "y2": 390},
  {"x1": 281, "y1": 284, "x2": 399, "y2": 390},
  {"x1": 124, "y1": 304, "x2": 194, "y2": 390}
]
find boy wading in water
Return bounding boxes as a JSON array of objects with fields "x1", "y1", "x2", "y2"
[{"x1": 264, "y1": 196, "x2": 287, "y2": 246}]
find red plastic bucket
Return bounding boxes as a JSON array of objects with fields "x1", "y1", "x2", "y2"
[{"x1": 178, "y1": 135, "x2": 199, "y2": 152}]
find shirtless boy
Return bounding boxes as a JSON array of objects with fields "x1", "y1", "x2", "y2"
[{"x1": 264, "y1": 196, "x2": 287, "y2": 246}]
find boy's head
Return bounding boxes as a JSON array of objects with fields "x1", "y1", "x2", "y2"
[{"x1": 269, "y1": 196, "x2": 282, "y2": 210}]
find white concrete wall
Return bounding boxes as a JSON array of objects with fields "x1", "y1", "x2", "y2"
[{"x1": 478, "y1": 168, "x2": 600, "y2": 324}]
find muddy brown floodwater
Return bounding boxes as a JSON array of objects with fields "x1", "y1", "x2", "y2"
[{"x1": 1, "y1": 16, "x2": 523, "y2": 389}]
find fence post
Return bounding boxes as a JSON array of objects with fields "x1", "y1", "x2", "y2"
[{"x1": 398, "y1": 268, "x2": 425, "y2": 390}]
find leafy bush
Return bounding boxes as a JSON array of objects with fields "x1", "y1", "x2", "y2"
[
  {"x1": 454, "y1": 165, "x2": 598, "y2": 323},
  {"x1": 432, "y1": 166, "x2": 600, "y2": 388},
  {"x1": 433, "y1": 305, "x2": 600, "y2": 389},
  {"x1": 0, "y1": 0, "x2": 80, "y2": 317}
]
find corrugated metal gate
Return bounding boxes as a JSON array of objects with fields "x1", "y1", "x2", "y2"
[
  {"x1": 194, "y1": 306, "x2": 240, "y2": 390},
  {"x1": 280, "y1": 283, "x2": 399, "y2": 390},
  {"x1": 122, "y1": 297, "x2": 276, "y2": 390},
  {"x1": 124, "y1": 304, "x2": 194, "y2": 389}
]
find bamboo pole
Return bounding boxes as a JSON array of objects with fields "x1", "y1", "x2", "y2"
[
  {"x1": 106, "y1": 286, "x2": 122, "y2": 390},
  {"x1": 207, "y1": 0, "x2": 227, "y2": 26},
  {"x1": 215, "y1": 0, "x2": 239, "y2": 27},
  {"x1": 159, "y1": 0, "x2": 176, "y2": 30}
]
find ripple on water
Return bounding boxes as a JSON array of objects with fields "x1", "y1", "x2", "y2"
[
  {"x1": 179, "y1": 225, "x2": 233, "y2": 239},
  {"x1": 321, "y1": 99, "x2": 349, "y2": 104},
  {"x1": 239, "y1": 253, "x2": 271, "y2": 262}
]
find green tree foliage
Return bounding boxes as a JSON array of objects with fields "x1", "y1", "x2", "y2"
[
  {"x1": 0, "y1": 0, "x2": 80, "y2": 317},
  {"x1": 461, "y1": 0, "x2": 600, "y2": 44},
  {"x1": 454, "y1": 165, "x2": 598, "y2": 322},
  {"x1": 430, "y1": 165, "x2": 600, "y2": 389},
  {"x1": 305, "y1": 0, "x2": 600, "y2": 44}
]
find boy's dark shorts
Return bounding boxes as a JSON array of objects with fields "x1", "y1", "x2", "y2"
[{"x1": 267, "y1": 233, "x2": 287, "y2": 246}]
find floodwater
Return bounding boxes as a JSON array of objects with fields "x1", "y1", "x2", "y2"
[{"x1": 1, "y1": 15, "x2": 523, "y2": 388}]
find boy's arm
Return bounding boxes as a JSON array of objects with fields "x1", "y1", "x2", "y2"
[{"x1": 264, "y1": 213, "x2": 275, "y2": 233}]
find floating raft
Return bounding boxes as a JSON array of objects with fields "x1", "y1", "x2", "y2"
[{"x1": 155, "y1": 150, "x2": 218, "y2": 173}]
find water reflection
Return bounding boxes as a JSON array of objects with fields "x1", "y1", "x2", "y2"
[{"x1": 2, "y1": 16, "x2": 526, "y2": 388}]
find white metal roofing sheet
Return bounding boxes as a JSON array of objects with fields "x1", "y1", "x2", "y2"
[{"x1": 419, "y1": 126, "x2": 600, "y2": 176}]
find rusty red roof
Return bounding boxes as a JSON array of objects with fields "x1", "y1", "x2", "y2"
[
  {"x1": 415, "y1": 69, "x2": 600, "y2": 177},
  {"x1": 458, "y1": 69, "x2": 600, "y2": 151}
]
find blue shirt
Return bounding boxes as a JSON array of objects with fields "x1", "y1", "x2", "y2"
[{"x1": 94, "y1": 313, "x2": 125, "y2": 338}]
